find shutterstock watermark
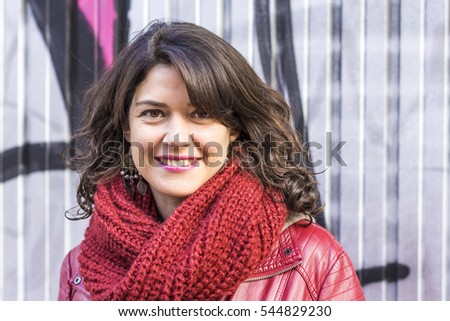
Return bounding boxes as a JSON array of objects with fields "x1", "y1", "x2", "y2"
[
  {"x1": 111, "y1": 132, "x2": 347, "y2": 171},
  {"x1": 306, "y1": 132, "x2": 347, "y2": 168}
]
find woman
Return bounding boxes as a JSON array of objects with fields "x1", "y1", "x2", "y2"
[{"x1": 58, "y1": 20, "x2": 365, "y2": 301}]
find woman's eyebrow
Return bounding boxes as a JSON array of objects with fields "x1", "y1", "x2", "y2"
[
  {"x1": 135, "y1": 99, "x2": 168, "y2": 108},
  {"x1": 135, "y1": 100, "x2": 195, "y2": 108}
]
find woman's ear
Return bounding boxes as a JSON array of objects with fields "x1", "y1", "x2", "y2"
[
  {"x1": 123, "y1": 123, "x2": 131, "y2": 143},
  {"x1": 124, "y1": 131, "x2": 131, "y2": 143},
  {"x1": 229, "y1": 130, "x2": 239, "y2": 142}
]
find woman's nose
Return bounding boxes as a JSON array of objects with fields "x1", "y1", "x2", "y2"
[{"x1": 163, "y1": 116, "x2": 193, "y2": 147}]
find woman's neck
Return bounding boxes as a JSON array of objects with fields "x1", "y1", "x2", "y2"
[{"x1": 150, "y1": 190, "x2": 186, "y2": 222}]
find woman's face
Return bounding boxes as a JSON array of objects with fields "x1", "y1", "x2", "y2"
[{"x1": 126, "y1": 64, "x2": 236, "y2": 211}]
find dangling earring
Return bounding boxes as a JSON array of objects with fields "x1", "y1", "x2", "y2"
[{"x1": 121, "y1": 150, "x2": 148, "y2": 197}]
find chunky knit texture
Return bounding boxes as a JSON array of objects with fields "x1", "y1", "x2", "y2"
[{"x1": 78, "y1": 161, "x2": 288, "y2": 300}]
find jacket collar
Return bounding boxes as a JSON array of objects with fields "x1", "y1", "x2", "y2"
[{"x1": 245, "y1": 223, "x2": 304, "y2": 281}]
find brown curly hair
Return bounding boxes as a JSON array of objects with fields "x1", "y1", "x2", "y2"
[{"x1": 65, "y1": 19, "x2": 323, "y2": 222}]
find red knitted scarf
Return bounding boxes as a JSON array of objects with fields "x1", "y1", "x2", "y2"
[{"x1": 79, "y1": 161, "x2": 287, "y2": 300}]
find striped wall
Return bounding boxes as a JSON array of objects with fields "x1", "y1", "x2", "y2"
[{"x1": 0, "y1": 0, "x2": 449, "y2": 301}]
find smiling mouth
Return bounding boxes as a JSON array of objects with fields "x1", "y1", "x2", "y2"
[{"x1": 155, "y1": 157, "x2": 200, "y2": 167}]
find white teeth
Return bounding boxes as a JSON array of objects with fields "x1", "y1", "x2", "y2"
[{"x1": 158, "y1": 159, "x2": 196, "y2": 167}]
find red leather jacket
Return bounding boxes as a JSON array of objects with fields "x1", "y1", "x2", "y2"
[{"x1": 58, "y1": 222, "x2": 365, "y2": 301}]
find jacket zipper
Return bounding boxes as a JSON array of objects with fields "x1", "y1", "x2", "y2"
[{"x1": 244, "y1": 260, "x2": 303, "y2": 282}]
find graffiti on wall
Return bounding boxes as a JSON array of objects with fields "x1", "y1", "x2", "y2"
[{"x1": 0, "y1": 0, "x2": 411, "y2": 297}]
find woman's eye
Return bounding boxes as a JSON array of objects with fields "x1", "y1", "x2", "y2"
[
  {"x1": 142, "y1": 109, "x2": 163, "y2": 118},
  {"x1": 192, "y1": 111, "x2": 210, "y2": 119}
]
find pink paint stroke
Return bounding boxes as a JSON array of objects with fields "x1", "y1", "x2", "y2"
[{"x1": 78, "y1": 0, "x2": 117, "y2": 68}]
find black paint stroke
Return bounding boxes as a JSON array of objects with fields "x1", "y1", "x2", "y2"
[
  {"x1": 28, "y1": 0, "x2": 131, "y2": 166},
  {"x1": 384, "y1": 0, "x2": 402, "y2": 300},
  {"x1": 255, "y1": 0, "x2": 324, "y2": 227},
  {"x1": 0, "y1": 142, "x2": 67, "y2": 182},
  {"x1": 275, "y1": 0, "x2": 305, "y2": 141},
  {"x1": 255, "y1": 0, "x2": 305, "y2": 140},
  {"x1": 329, "y1": 0, "x2": 343, "y2": 241},
  {"x1": 67, "y1": 0, "x2": 107, "y2": 135},
  {"x1": 254, "y1": 0, "x2": 273, "y2": 85},
  {"x1": 114, "y1": 0, "x2": 131, "y2": 56},
  {"x1": 357, "y1": 263, "x2": 410, "y2": 287},
  {"x1": 28, "y1": 0, "x2": 106, "y2": 136},
  {"x1": 28, "y1": 0, "x2": 68, "y2": 111},
  {"x1": 28, "y1": 0, "x2": 131, "y2": 137}
]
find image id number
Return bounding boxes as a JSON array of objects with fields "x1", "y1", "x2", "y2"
[{"x1": 260, "y1": 305, "x2": 332, "y2": 317}]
